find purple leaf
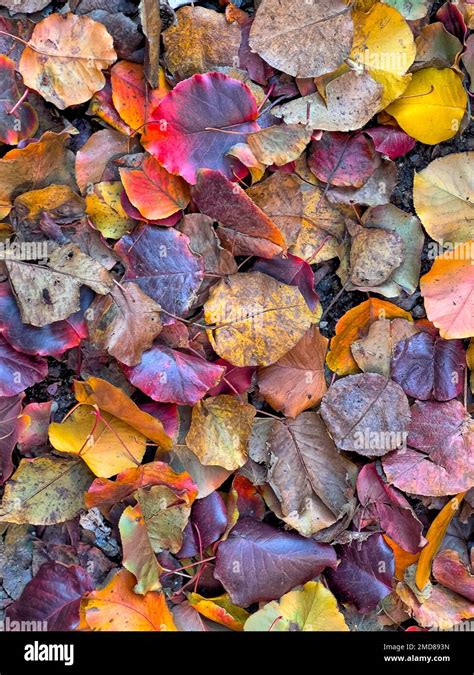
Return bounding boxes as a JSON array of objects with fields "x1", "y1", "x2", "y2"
[
  {"x1": 0, "y1": 282, "x2": 89, "y2": 356},
  {"x1": 207, "y1": 358, "x2": 255, "y2": 397},
  {"x1": 0, "y1": 392, "x2": 23, "y2": 483},
  {"x1": 6, "y1": 562, "x2": 93, "y2": 631},
  {"x1": 214, "y1": 517, "x2": 337, "y2": 606},
  {"x1": 0, "y1": 335, "x2": 48, "y2": 395},
  {"x1": 356, "y1": 463, "x2": 424, "y2": 553},
  {"x1": 178, "y1": 491, "x2": 228, "y2": 559},
  {"x1": 391, "y1": 332, "x2": 465, "y2": 401},
  {"x1": 252, "y1": 253, "x2": 319, "y2": 311},
  {"x1": 122, "y1": 344, "x2": 225, "y2": 405},
  {"x1": 326, "y1": 533, "x2": 394, "y2": 613},
  {"x1": 115, "y1": 225, "x2": 204, "y2": 322}
]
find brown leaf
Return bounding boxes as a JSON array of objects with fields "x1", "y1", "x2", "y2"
[
  {"x1": 347, "y1": 220, "x2": 405, "y2": 288},
  {"x1": 249, "y1": 0, "x2": 353, "y2": 78},
  {"x1": 258, "y1": 326, "x2": 328, "y2": 418},
  {"x1": 320, "y1": 373, "x2": 411, "y2": 456},
  {"x1": 350, "y1": 318, "x2": 418, "y2": 377},
  {"x1": 247, "y1": 124, "x2": 312, "y2": 167},
  {"x1": 140, "y1": 0, "x2": 161, "y2": 88},
  {"x1": 87, "y1": 281, "x2": 163, "y2": 367},
  {"x1": 266, "y1": 412, "x2": 357, "y2": 536},
  {"x1": 163, "y1": 6, "x2": 241, "y2": 81}
]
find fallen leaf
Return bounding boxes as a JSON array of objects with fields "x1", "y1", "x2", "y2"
[
  {"x1": 382, "y1": 400, "x2": 474, "y2": 496},
  {"x1": 178, "y1": 491, "x2": 228, "y2": 558},
  {"x1": 191, "y1": 169, "x2": 285, "y2": 258},
  {"x1": 0, "y1": 131, "x2": 75, "y2": 219},
  {"x1": 188, "y1": 592, "x2": 249, "y2": 631},
  {"x1": 163, "y1": 6, "x2": 241, "y2": 81},
  {"x1": 122, "y1": 344, "x2": 225, "y2": 405},
  {"x1": 266, "y1": 412, "x2": 357, "y2": 536},
  {"x1": 0, "y1": 55, "x2": 38, "y2": 145},
  {"x1": 308, "y1": 132, "x2": 381, "y2": 188},
  {"x1": 87, "y1": 281, "x2": 163, "y2": 367},
  {"x1": 186, "y1": 395, "x2": 256, "y2": 471},
  {"x1": 248, "y1": 0, "x2": 353, "y2": 78},
  {"x1": 247, "y1": 169, "x2": 347, "y2": 263},
  {"x1": 0, "y1": 0, "x2": 50, "y2": 12},
  {"x1": 273, "y1": 71, "x2": 383, "y2": 132},
  {"x1": 356, "y1": 463, "x2": 424, "y2": 553},
  {"x1": 414, "y1": 22, "x2": 463, "y2": 70},
  {"x1": 0, "y1": 335, "x2": 48, "y2": 396},
  {"x1": 383, "y1": 0, "x2": 429, "y2": 20},
  {"x1": 385, "y1": 67, "x2": 468, "y2": 144},
  {"x1": 326, "y1": 533, "x2": 395, "y2": 613},
  {"x1": 17, "y1": 401, "x2": 52, "y2": 452},
  {"x1": 0, "y1": 393, "x2": 24, "y2": 483},
  {"x1": 413, "y1": 152, "x2": 474, "y2": 245},
  {"x1": 420, "y1": 241, "x2": 474, "y2": 339},
  {"x1": 119, "y1": 504, "x2": 163, "y2": 594},
  {"x1": 142, "y1": 72, "x2": 259, "y2": 184},
  {"x1": 397, "y1": 582, "x2": 474, "y2": 630},
  {"x1": 433, "y1": 549, "x2": 474, "y2": 602},
  {"x1": 214, "y1": 517, "x2": 337, "y2": 606},
  {"x1": 244, "y1": 581, "x2": 348, "y2": 631},
  {"x1": 19, "y1": 13, "x2": 117, "y2": 109},
  {"x1": 326, "y1": 298, "x2": 413, "y2": 375},
  {"x1": 257, "y1": 326, "x2": 328, "y2": 418},
  {"x1": 85, "y1": 461, "x2": 197, "y2": 510},
  {"x1": 115, "y1": 225, "x2": 204, "y2": 321},
  {"x1": 320, "y1": 372, "x2": 411, "y2": 456},
  {"x1": 85, "y1": 181, "x2": 135, "y2": 239},
  {"x1": 350, "y1": 2, "x2": 415, "y2": 108},
  {"x1": 0, "y1": 457, "x2": 93, "y2": 525},
  {"x1": 6, "y1": 562, "x2": 93, "y2": 631},
  {"x1": 391, "y1": 331, "x2": 466, "y2": 401},
  {"x1": 351, "y1": 318, "x2": 418, "y2": 377},
  {"x1": 204, "y1": 272, "x2": 321, "y2": 367},
  {"x1": 75, "y1": 128, "x2": 132, "y2": 195},
  {"x1": 415, "y1": 493, "x2": 466, "y2": 591},
  {"x1": 345, "y1": 219, "x2": 405, "y2": 288},
  {"x1": 119, "y1": 154, "x2": 190, "y2": 221},
  {"x1": 364, "y1": 125, "x2": 416, "y2": 160},
  {"x1": 111, "y1": 60, "x2": 169, "y2": 132},
  {"x1": 81, "y1": 569, "x2": 177, "y2": 631},
  {"x1": 6, "y1": 243, "x2": 113, "y2": 327},
  {"x1": 247, "y1": 124, "x2": 312, "y2": 167},
  {"x1": 140, "y1": 0, "x2": 161, "y2": 88}
]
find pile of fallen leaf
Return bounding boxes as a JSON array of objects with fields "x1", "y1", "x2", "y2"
[{"x1": 0, "y1": 0, "x2": 473, "y2": 633}]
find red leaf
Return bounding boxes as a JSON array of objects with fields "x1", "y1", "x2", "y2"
[
  {"x1": 364, "y1": 126, "x2": 416, "y2": 160},
  {"x1": 252, "y1": 253, "x2": 319, "y2": 311},
  {"x1": 356, "y1": 463, "x2": 424, "y2": 553},
  {"x1": 142, "y1": 72, "x2": 259, "y2": 184},
  {"x1": 122, "y1": 344, "x2": 225, "y2": 405},
  {"x1": 308, "y1": 132, "x2": 381, "y2": 188},
  {"x1": 192, "y1": 168, "x2": 285, "y2": 258}
]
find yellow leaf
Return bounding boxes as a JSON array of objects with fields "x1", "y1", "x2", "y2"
[
  {"x1": 386, "y1": 67, "x2": 467, "y2": 144},
  {"x1": 204, "y1": 271, "x2": 321, "y2": 366},
  {"x1": 414, "y1": 152, "x2": 474, "y2": 245},
  {"x1": 244, "y1": 581, "x2": 348, "y2": 631},
  {"x1": 188, "y1": 593, "x2": 250, "y2": 631},
  {"x1": 350, "y1": 2, "x2": 416, "y2": 108},
  {"x1": 49, "y1": 405, "x2": 146, "y2": 478},
  {"x1": 415, "y1": 492, "x2": 466, "y2": 591},
  {"x1": 86, "y1": 181, "x2": 135, "y2": 239},
  {"x1": 186, "y1": 395, "x2": 256, "y2": 470}
]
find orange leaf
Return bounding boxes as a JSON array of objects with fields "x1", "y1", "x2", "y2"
[
  {"x1": 187, "y1": 592, "x2": 250, "y2": 631},
  {"x1": 119, "y1": 155, "x2": 190, "y2": 220},
  {"x1": 19, "y1": 13, "x2": 117, "y2": 109},
  {"x1": 415, "y1": 492, "x2": 466, "y2": 591},
  {"x1": 81, "y1": 569, "x2": 177, "y2": 631},
  {"x1": 384, "y1": 535, "x2": 420, "y2": 581},
  {"x1": 111, "y1": 60, "x2": 169, "y2": 132},
  {"x1": 326, "y1": 298, "x2": 413, "y2": 375},
  {"x1": 420, "y1": 241, "x2": 474, "y2": 339},
  {"x1": 74, "y1": 377, "x2": 171, "y2": 449}
]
